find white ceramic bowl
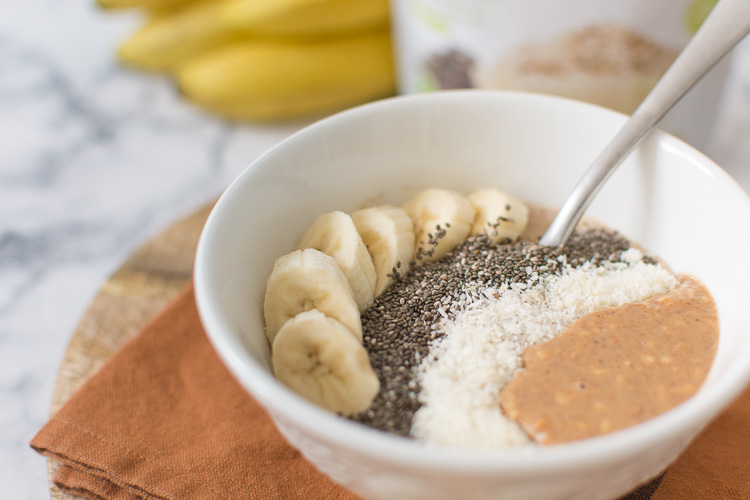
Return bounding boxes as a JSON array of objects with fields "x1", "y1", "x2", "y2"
[{"x1": 194, "y1": 91, "x2": 750, "y2": 500}]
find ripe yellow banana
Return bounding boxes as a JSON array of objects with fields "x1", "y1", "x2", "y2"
[
  {"x1": 118, "y1": 0, "x2": 389, "y2": 72},
  {"x1": 118, "y1": 0, "x2": 240, "y2": 72},
  {"x1": 176, "y1": 31, "x2": 395, "y2": 121},
  {"x1": 97, "y1": 0, "x2": 202, "y2": 10},
  {"x1": 221, "y1": 0, "x2": 390, "y2": 38}
]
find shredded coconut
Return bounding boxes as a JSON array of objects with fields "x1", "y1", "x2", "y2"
[{"x1": 411, "y1": 253, "x2": 678, "y2": 449}]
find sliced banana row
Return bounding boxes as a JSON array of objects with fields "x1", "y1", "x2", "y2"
[{"x1": 262, "y1": 187, "x2": 529, "y2": 416}]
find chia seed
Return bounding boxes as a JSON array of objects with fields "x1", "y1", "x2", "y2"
[{"x1": 352, "y1": 228, "x2": 633, "y2": 436}]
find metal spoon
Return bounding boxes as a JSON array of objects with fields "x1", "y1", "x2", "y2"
[{"x1": 540, "y1": 0, "x2": 750, "y2": 247}]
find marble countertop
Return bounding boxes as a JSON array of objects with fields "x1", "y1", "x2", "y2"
[{"x1": 2, "y1": 2, "x2": 750, "y2": 499}]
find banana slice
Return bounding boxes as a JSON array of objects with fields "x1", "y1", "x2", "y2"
[
  {"x1": 402, "y1": 188, "x2": 476, "y2": 262},
  {"x1": 468, "y1": 188, "x2": 529, "y2": 244},
  {"x1": 263, "y1": 248, "x2": 362, "y2": 343},
  {"x1": 297, "y1": 211, "x2": 377, "y2": 312},
  {"x1": 351, "y1": 205, "x2": 415, "y2": 297},
  {"x1": 272, "y1": 309, "x2": 380, "y2": 416}
]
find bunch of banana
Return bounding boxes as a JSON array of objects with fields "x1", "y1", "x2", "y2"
[
  {"x1": 262, "y1": 187, "x2": 529, "y2": 415},
  {"x1": 99, "y1": 0, "x2": 395, "y2": 121}
]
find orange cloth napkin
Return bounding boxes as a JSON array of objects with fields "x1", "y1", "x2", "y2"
[{"x1": 31, "y1": 284, "x2": 750, "y2": 499}]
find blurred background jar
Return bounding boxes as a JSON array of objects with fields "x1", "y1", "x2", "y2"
[{"x1": 389, "y1": 0, "x2": 727, "y2": 150}]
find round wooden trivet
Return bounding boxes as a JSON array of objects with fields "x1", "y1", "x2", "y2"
[{"x1": 46, "y1": 204, "x2": 213, "y2": 500}]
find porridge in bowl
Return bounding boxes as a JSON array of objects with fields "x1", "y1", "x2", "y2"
[
  {"x1": 262, "y1": 186, "x2": 719, "y2": 449},
  {"x1": 193, "y1": 90, "x2": 750, "y2": 500}
]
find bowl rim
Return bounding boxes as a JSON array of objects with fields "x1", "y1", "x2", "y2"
[{"x1": 194, "y1": 90, "x2": 750, "y2": 473}]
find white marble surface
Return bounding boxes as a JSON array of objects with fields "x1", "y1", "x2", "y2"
[{"x1": 1, "y1": 2, "x2": 750, "y2": 499}]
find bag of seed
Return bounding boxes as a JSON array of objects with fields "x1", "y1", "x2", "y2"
[{"x1": 389, "y1": 0, "x2": 727, "y2": 149}]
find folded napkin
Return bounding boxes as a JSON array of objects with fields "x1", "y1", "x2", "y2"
[
  {"x1": 31, "y1": 283, "x2": 750, "y2": 499},
  {"x1": 32, "y1": 284, "x2": 359, "y2": 500}
]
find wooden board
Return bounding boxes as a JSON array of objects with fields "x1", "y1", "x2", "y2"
[{"x1": 47, "y1": 204, "x2": 213, "y2": 500}]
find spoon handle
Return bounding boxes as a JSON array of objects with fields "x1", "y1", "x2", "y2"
[{"x1": 540, "y1": 0, "x2": 750, "y2": 247}]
